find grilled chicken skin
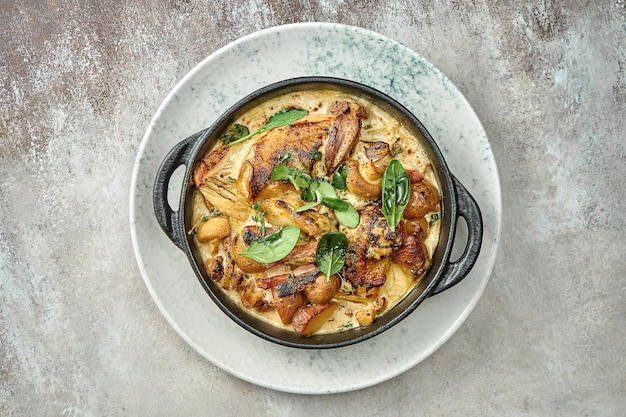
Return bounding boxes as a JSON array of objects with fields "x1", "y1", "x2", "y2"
[
  {"x1": 341, "y1": 202, "x2": 402, "y2": 287},
  {"x1": 238, "y1": 102, "x2": 366, "y2": 200},
  {"x1": 240, "y1": 116, "x2": 333, "y2": 200}
]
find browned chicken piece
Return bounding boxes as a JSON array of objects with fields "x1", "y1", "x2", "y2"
[
  {"x1": 257, "y1": 264, "x2": 320, "y2": 292},
  {"x1": 341, "y1": 202, "x2": 401, "y2": 287},
  {"x1": 252, "y1": 180, "x2": 297, "y2": 202},
  {"x1": 260, "y1": 198, "x2": 333, "y2": 238},
  {"x1": 274, "y1": 264, "x2": 320, "y2": 298},
  {"x1": 241, "y1": 117, "x2": 334, "y2": 200},
  {"x1": 392, "y1": 221, "x2": 430, "y2": 279},
  {"x1": 260, "y1": 240, "x2": 317, "y2": 270},
  {"x1": 204, "y1": 256, "x2": 224, "y2": 282},
  {"x1": 343, "y1": 201, "x2": 401, "y2": 260},
  {"x1": 241, "y1": 225, "x2": 265, "y2": 244},
  {"x1": 279, "y1": 240, "x2": 317, "y2": 266},
  {"x1": 404, "y1": 180, "x2": 440, "y2": 219},
  {"x1": 256, "y1": 274, "x2": 287, "y2": 290},
  {"x1": 239, "y1": 281, "x2": 270, "y2": 310},
  {"x1": 324, "y1": 102, "x2": 366, "y2": 173},
  {"x1": 193, "y1": 148, "x2": 229, "y2": 188},
  {"x1": 406, "y1": 169, "x2": 425, "y2": 183},
  {"x1": 344, "y1": 258, "x2": 390, "y2": 288}
]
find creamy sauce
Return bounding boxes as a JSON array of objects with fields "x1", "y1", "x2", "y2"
[{"x1": 190, "y1": 89, "x2": 442, "y2": 336}]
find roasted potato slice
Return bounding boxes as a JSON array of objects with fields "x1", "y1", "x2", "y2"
[
  {"x1": 196, "y1": 217, "x2": 231, "y2": 243},
  {"x1": 404, "y1": 180, "x2": 440, "y2": 219},
  {"x1": 272, "y1": 288, "x2": 305, "y2": 325},
  {"x1": 292, "y1": 303, "x2": 338, "y2": 336},
  {"x1": 231, "y1": 235, "x2": 267, "y2": 273}
]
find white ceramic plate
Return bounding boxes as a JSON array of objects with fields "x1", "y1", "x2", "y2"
[{"x1": 130, "y1": 23, "x2": 501, "y2": 394}]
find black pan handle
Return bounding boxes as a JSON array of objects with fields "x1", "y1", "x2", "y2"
[
  {"x1": 153, "y1": 130, "x2": 206, "y2": 250},
  {"x1": 431, "y1": 176, "x2": 483, "y2": 295}
]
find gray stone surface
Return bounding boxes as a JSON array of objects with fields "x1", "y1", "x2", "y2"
[{"x1": 1, "y1": 1, "x2": 624, "y2": 416}]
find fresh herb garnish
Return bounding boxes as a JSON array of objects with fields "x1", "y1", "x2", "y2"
[
  {"x1": 271, "y1": 163, "x2": 312, "y2": 190},
  {"x1": 320, "y1": 197, "x2": 349, "y2": 211},
  {"x1": 390, "y1": 143, "x2": 403, "y2": 157},
  {"x1": 294, "y1": 178, "x2": 360, "y2": 228},
  {"x1": 220, "y1": 123, "x2": 250, "y2": 145},
  {"x1": 278, "y1": 151, "x2": 292, "y2": 162},
  {"x1": 310, "y1": 148, "x2": 322, "y2": 161},
  {"x1": 331, "y1": 164, "x2": 348, "y2": 190},
  {"x1": 187, "y1": 209, "x2": 221, "y2": 235},
  {"x1": 429, "y1": 212, "x2": 440, "y2": 226},
  {"x1": 381, "y1": 159, "x2": 410, "y2": 232},
  {"x1": 223, "y1": 108, "x2": 308, "y2": 148},
  {"x1": 300, "y1": 186, "x2": 317, "y2": 203},
  {"x1": 333, "y1": 204, "x2": 360, "y2": 228},
  {"x1": 239, "y1": 226, "x2": 301, "y2": 264},
  {"x1": 315, "y1": 232, "x2": 348, "y2": 280},
  {"x1": 295, "y1": 179, "x2": 333, "y2": 212},
  {"x1": 251, "y1": 202, "x2": 266, "y2": 235}
]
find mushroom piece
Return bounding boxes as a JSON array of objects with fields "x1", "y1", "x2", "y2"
[
  {"x1": 303, "y1": 273, "x2": 342, "y2": 304},
  {"x1": 345, "y1": 160, "x2": 382, "y2": 199}
]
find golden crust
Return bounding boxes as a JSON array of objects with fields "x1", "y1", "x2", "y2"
[{"x1": 242, "y1": 117, "x2": 333, "y2": 200}]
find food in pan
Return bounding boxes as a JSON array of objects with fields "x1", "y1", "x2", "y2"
[{"x1": 189, "y1": 89, "x2": 441, "y2": 336}]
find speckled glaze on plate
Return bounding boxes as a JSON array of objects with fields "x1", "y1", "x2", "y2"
[{"x1": 130, "y1": 23, "x2": 501, "y2": 394}]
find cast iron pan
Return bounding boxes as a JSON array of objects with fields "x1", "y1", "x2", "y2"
[{"x1": 153, "y1": 77, "x2": 483, "y2": 349}]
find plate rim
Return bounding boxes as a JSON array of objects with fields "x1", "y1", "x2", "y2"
[{"x1": 129, "y1": 21, "x2": 502, "y2": 394}]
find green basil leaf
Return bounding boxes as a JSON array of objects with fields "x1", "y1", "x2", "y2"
[
  {"x1": 321, "y1": 197, "x2": 349, "y2": 211},
  {"x1": 270, "y1": 164, "x2": 291, "y2": 181},
  {"x1": 295, "y1": 191, "x2": 321, "y2": 213},
  {"x1": 260, "y1": 108, "x2": 308, "y2": 132},
  {"x1": 334, "y1": 204, "x2": 360, "y2": 228},
  {"x1": 239, "y1": 227, "x2": 301, "y2": 263},
  {"x1": 381, "y1": 159, "x2": 410, "y2": 232},
  {"x1": 220, "y1": 123, "x2": 250, "y2": 145},
  {"x1": 271, "y1": 163, "x2": 312, "y2": 191},
  {"x1": 315, "y1": 232, "x2": 348, "y2": 279},
  {"x1": 314, "y1": 180, "x2": 337, "y2": 199},
  {"x1": 291, "y1": 170, "x2": 312, "y2": 190},
  {"x1": 223, "y1": 108, "x2": 308, "y2": 148},
  {"x1": 331, "y1": 164, "x2": 348, "y2": 190},
  {"x1": 300, "y1": 186, "x2": 317, "y2": 202}
]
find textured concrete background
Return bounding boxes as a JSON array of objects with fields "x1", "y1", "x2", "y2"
[{"x1": 1, "y1": 1, "x2": 625, "y2": 416}]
